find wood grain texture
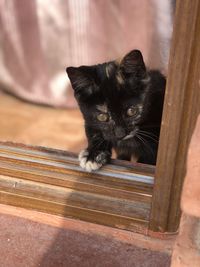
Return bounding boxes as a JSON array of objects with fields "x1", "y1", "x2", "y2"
[
  {"x1": 0, "y1": 142, "x2": 154, "y2": 233},
  {"x1": 149, "y1": 0, "x2": 200, "y2": 232}
]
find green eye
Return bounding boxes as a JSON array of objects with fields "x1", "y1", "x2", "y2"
[
  {"x1": 127, "y1": 107, "x2": 138, "y2": 117},
  {"x1": 97, "y1": 113, "x2": 108, "y2": 122}
]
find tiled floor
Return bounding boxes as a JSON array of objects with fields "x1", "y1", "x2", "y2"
[{"x1": 0, "y1": 204, "x2": 173, "y2": 267}]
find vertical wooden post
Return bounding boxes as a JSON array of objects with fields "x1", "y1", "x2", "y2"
[{"x1": 149, "y1": 0, "x2": 200, "y2": 233}]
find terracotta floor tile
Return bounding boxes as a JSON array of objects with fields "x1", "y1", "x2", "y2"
[{"x1": 0, "y1": 204, "x2": 173, "y2": 267}]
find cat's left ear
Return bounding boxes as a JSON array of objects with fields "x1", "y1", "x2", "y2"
[
  {"x1": 66, "y1": 66, "x2": 97, "y2": 101},
  {"x1": 120, "y1": 50, "x2": 146, "y2": 77}
]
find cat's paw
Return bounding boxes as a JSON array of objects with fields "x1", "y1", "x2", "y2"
[
  {"x1": 78, "y1": 150, "x2": 102, "y2": 172},
  {"x1": 78, "y1": 149, "x2": 110, "y2": 172}
]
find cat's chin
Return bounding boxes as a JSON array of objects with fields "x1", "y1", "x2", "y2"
[{"x1": 117, "y1": 138, "x2": 134, "y2": 147}]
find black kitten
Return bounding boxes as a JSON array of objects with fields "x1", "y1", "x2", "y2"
[{"x1": 66, "y1": 50, "x2": 165, "y2": 171}]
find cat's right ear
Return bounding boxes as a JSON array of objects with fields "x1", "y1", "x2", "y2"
[
  {"x1": 66, "y1": 66, "x2": 97, "y2": 101},
  {"x1": 120, "y1": 50, "x2": 146, "y2": 77}
]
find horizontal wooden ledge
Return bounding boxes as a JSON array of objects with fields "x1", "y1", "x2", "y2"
[
  {"x1": 0, "y1": 162, "x2": 151, "y2": 203},
  {"x1": 0, "y1": 141, "x2": 155, "y2": 174},
  {"x1": 0, "y1": 141, "x2": 154, "y2": 232},
  {"x1": 0, "y1": 142, "x2": 154, "y2": 193},
  {"x1": 0, "y1": 175, "x2": 150, "y2": 221},
  {"x1": 0, "y1": 174, "x2": 149, "y2": 232},
  {"x1": 0, "y1": 190, "x2": 148, "y2": 233}
]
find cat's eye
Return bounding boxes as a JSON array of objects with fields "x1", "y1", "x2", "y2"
[
  {"x1": 97, "y1": 113, "x2": 108, "y2": 122},
  {"x1": 127, "y1": 107, "x2": 138, "y2": 117}
]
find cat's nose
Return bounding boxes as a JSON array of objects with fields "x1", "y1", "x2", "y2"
[{"x1": 114, "y1": 127, "x2": 126, "y2": 139}]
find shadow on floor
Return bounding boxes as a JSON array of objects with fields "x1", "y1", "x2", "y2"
[
  {"x1": 0, "y1": 211, "x2": 171, "y2": 267},
  {"x1": 39, "y1": 227, "x2": 171, "y2": 267}
]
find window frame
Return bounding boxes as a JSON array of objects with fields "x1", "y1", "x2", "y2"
[
  {"x1": 149, "y1": 0, "x2": 200, "y2": 233},
  {"x1": 0, "y1": 141, "x2": 154, "y2": 234}
]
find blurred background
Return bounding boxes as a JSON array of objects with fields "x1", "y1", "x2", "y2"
[{"x1": 0, "y1": 0, "x2": 174, "y2": 153}]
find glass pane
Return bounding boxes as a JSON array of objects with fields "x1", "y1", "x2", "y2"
[{"x1": 0, "y1": 0, "x2": 174, "y2": 165}]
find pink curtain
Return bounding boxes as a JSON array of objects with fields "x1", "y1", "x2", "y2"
[{"x1": 0, "y1": 0, "x2": 173, "y2": 108}]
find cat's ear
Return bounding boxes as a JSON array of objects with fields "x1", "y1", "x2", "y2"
[
  {"x1": 66, "y1": 66, "x2": 97, "y2": 101},
  {"x1": 120, "y1": 50, "x2": 146, "y2": 77}
]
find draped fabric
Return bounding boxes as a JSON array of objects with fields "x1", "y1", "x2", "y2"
[{"x1": 0, "y1": 0, "x2": 173, "y2": 107}]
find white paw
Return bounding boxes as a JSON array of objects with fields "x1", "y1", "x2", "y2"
[{"x1": 78, "y1": 150, "x2": 102, "y2": 172}]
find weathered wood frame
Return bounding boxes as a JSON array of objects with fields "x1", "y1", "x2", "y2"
[
  {"x1": 0, "y1": 142, "x2": 154, "y2": 234},
  {"x1": 0, "y1": 0, "x2": 199, "y2": 234},
  {"x1": 149, "y1": 0, "x2": 200, "y2": 233}
]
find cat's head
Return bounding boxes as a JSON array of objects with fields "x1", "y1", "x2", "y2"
[{"x1": 66, "y1": 50, "x2": 152, "y2": 143}]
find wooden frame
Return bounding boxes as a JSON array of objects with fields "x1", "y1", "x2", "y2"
[
  {"x1": 0, "y1": 0, "x2": 199, "y2": 234},
  {"x1": 0, "y1": 142, "x2": 154, "y2": 234},
  {"x1": 149, "y1": 0, "x2": 200, "y2": 233}
]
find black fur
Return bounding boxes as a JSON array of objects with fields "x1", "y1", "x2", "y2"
[{"x1": 66, "y1": 50, "x2": 166, "y2": 169}]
